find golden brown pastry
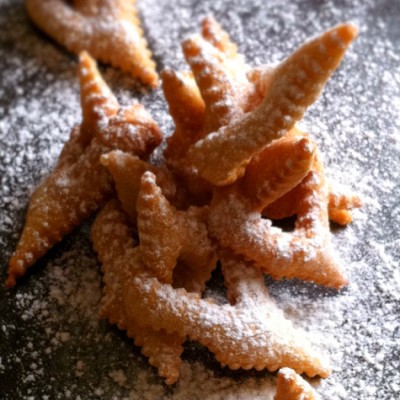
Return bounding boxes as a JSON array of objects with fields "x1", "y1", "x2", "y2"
[
  {"x1": 274, "y1": 368, "x2": 318, "y2": 400},
  {"x1": 208, "y1": 133, "x2": 348, "y2": 289},
  {"x1": 137, "y1": 171, "x2": 217, "y2": 288},
  {"x1": 91, "y1": 200, "x2": 185, "y2": 385},
  {"x1": 25, "y1": 0, "x2": 159, "y2": 86},
  {"x1": 6, "y1": 52, "x2": 161, "y2": 287},
  {"x1": 187, "y1": 23, "x2": 358, "y2": 186}
]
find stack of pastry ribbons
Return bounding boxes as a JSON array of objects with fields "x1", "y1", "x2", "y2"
[{"x1": 7, "y1": 17, "x2": 361, "y2": 389}]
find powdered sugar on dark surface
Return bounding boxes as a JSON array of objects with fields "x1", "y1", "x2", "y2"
[{"x1": 0, "y1": 0, "x2": 399, "y2": 399}]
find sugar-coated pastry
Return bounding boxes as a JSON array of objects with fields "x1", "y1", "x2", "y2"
[
  {"x1": 161, "y1": 68, "x2": 213, "y2": 205},
  {"x1": 137, "y1": 172, "x2": 217, "y2": 288},
  {"x1": 201, "y1": 16, "x2": 238, "y2": 58},
  {"x1": 92, "y1": 196, "x2": 330, "y2": 383},
  {"x1": 8, "y1": 15, "x2": 362, "y2": 391},
  {"x1": 6, "y1": 52, "x2": 161, "y2": 287},
  {"x1": 25, "y1": 0, "x2": 159, "y2": 86},
  {"x1": 123, "y1": 256, "x2": 331, "y2": 378},
  {"x1": 188, "y1": 23, "x2": 358, "y2": 186},
  {"x1": 274, "y1": 368, "x2": 318, "y2": 400},
  {"x1": 101, "y1": 150, "x2": 178, "y2": 225},
  {"x1": 91, "y1": 200, "x2": 185, "y2": 385},
  {"x1": 263, "y1": 182, "x2": 362, "y2": 225},
  {"x1": 209, "y1": 134, "x2": 348, "y2": 289}
]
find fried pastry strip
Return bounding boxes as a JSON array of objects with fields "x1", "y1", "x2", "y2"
[
  {"x1": 201, "y1": 16, "x2": 238, "y2": 58},
  {"x1": 123, "y1": 273, "x2": 330, "y2": 377},
  {"x1": 210, "y1": 134, "x2": 316, "y2": 216},
  {"x1": 101, "y1": 161, "x2": 330, "y2": 380},
  {"x1": 237, "y1": 135, "x2": 317, "y2": 212},
  {"x1": 165, "y1": 16, "x2": 255, "y2": 199},
  {"x1": 6, "y1": 53, "x2": 161, "y2": 287},
  {"x1": 188, "y1": 23, "x2": 358, "y2": 186},
  {"x1": 260, "y1": 128, "x2": 361, "y2": 224},
  {"x1": 209, "y1": 135, "x2": 347, "y2": 289},
  {"x1": 327, "y1": 187, "x2": 362, "y2": 225},
  {"x1": 79, "y1": 52, "x2": 162, "y2": 156},
  {"x1": 91, "y1": 200, "x2": 184, "y2": 384},
  {"x1": 94, "y1": 189, "x2": 330, "y2": 381},
  {"x1": 164, "y1": 16, "x2": 248, "y2": 162},
  {"x1": 162, "y1": 69, "x2": 205, "y2": 158},
  {"x1": 78, "y1": 51, "x2": 119, "y2": 139},
  {"x1": 263, "y1": 182, "x2": 362, "y2": 225},
  {"x1": 6, "y1": 140, "x2": 113, "y2": 288},
  {"x1": 200, "y1": 16, "x2": 263, "y2": 114},
  {"x1": 25, "y1": 0, "x2": 158, "y2": 86},
  {"x1": 246, "y1": 63, "x2": 277, "y2": 109},
  {"x1": 93, "y1": 198, "x2": 218, "y2": 383},
  {"x1": 161, "y1": 68, "x2": 212, "y2": 204},
  {"x1": 55, "y1": 125, "x2": 88, "y2": 169},
  {"x1": 247, "y1": 64, "x2": 361, "y2": 225},
  {"x1": 100, "y1": 150, "x2": 178, "y2": 224},
  {"x1": 274, "y1": 368, "x2": 318, "y2": 400},
  {"x1": 219, "y1": 253, "x2": 328, "y2": 377},
  {"x1": 137, "y1": 172, "x2": 217, "y2": 288},
  {"x1": 182, "y1": 31, "x2": 250, "y2": 133}
]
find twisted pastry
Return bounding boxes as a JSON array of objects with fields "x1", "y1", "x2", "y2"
[
  {"x1": 208, "y1": 133, "x2": 348, "y2": 289},
  {"x1": 188, "y1": 23, "x2": 358, "y2": 185},
  {"x1": 7, "y1": 52, "x2": 161, "y2": 287},
  {"x1": 182, "y1": 35, "x2": 248, "y2": 133},
  {"x1": 101, "y1": 150, "x2": 179, "y2": 225},
  {"x1": 123, "y1": 260, "x2": 330, "y2": 377},
  {"x1": 25, "y1": 0, "x2": 158, "y2": 86},
  {"x1": 91, "y1": 200, "x2": 185, "y2": 384},
  {"x1": 161, "y1": 68, "x2": 212, "y2": 204},
  {"x1": 263, "y1": 181, "x2": 362, "y2": 225},
  {"x1": 137, "y1": 172, "x2": 217, "y2": 288}
]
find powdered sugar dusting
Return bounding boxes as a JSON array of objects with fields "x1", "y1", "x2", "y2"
[{"x1": 1, "y1": 0, "x2": 400, "y2": 398}]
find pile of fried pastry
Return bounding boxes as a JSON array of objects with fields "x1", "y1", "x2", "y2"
[{"x1": 8, "y1": 7, "x2": 361, "y2": 398}]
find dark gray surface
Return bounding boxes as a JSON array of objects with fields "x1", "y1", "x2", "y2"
[{"x1": 1, "y1": 0, "x2": 399, "y2": 398}]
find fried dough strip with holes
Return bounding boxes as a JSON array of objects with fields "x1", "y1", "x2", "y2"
[
  {"x1": 188, "y1": 23, "x2": 358, "y2": 186},
  {"x1": 7, "y1": 52, "x2": 161, "y2": 287},
  {"x1": 91, "y1": 200, "x2": 185, "y2": 385},
  {"x1": 25, "y1": 0, "x2": 158, "y2": 86}
]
